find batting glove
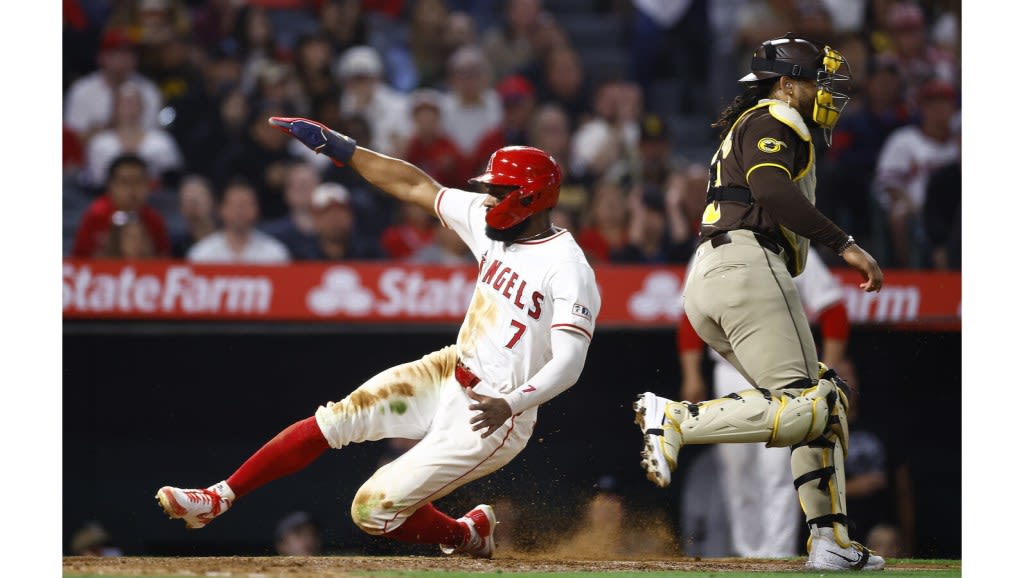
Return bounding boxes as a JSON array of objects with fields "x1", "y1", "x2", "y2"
[{"x1": 268, "y1": 116, "x2": 357, "y2": 166}]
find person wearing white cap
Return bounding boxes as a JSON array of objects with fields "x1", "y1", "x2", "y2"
[
  {"x1": 309, "y1": 182, "x2": 385, "y2": 260},
  {"x1": 337, "y1": 45, "x2": 411, "y2": 157}
]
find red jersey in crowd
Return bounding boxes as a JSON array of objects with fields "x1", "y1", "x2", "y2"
[{"x1": 72, "y1": 195, "x2": 171, "y2": 257}]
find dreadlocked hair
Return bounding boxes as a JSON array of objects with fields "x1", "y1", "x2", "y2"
[{"x1": 711, "y1": 80, "x2": 776, "y2": 141}]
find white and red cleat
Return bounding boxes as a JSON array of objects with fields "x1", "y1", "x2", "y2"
[
  {"x1": 155, "y1": 481, "x2": 235, "y2": 530},
  {"x1": 440, "y1": 504, "x2": 496, "y2": 558}
]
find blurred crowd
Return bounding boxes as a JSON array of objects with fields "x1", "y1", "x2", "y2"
[{"x1": 63, "y1": 0, "x2": 961, "y2": 270}]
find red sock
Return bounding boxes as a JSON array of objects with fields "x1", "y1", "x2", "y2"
[
  {"x1": 226, "y1": 416, "x2": 329, "y2": 498},
  {"x1": 383, "y1": 504, "x2": 468, "y2": 546}
]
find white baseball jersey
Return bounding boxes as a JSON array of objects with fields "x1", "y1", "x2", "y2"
[
  {"x1": 435, "y1": 187, "x2": 601, "y2": 395},
  {"x1": 312, "y1": 186, "x2": 600, "y2": 535},
  {"x1": 874, "y1": 124, "x2": 960, "y2": 211}
]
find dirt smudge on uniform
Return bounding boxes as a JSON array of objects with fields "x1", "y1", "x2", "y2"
[
  {"x1": 458, "y1": 289, "x2": 498, "y2": 351},
  {"x1": 343, "y1": 390, "x2": 381, "y2": 412},
  {"x1": 389, "y1": 383, "x2": 414, "y2": 397}
]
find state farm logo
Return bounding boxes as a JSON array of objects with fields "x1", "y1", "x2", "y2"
[
  {"x1": 306, "y1": 266, "x2": 475, "y2": 318},
  {"x1": 307, "y1": 267, "x2": 374, "y2": 315},
  {"x1": 63, "y1": 263, "x2": 272, "y2": 314},
  {"x1": 628, "y1": 271, "x2": 684, "y2": 320},
  {"x1": 841, "y1": 284, "x2": 920, "y2": 322}
]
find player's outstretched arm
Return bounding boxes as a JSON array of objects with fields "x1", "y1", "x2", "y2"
[{"x1": 269, "y1": 116, "x2": 441, "y2": 212}]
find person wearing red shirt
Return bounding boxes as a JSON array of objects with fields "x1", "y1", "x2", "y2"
[
  {"x1": 404, "y1": 88, "x2": 466, "y2": 188},
  {"x1": 72, "y1": 154, "x2": 171, "y2": 258}
]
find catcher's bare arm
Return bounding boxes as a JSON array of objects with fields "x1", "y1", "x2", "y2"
[{"x1": 269, "y1": 116, "x2": 441, "y2": 212}]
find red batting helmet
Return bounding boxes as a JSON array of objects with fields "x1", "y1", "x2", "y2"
[{"x1": 470, "y1": 146, "x2": 562, "y2": 229}]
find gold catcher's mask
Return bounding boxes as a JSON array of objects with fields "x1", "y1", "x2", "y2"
[{"x1": 740, "y1": 32, "x2": 853, "y2": 145}]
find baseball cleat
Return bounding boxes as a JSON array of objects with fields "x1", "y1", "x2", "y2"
[
  {"x1": 633, "y1": 392, "x2": 682, "y2": 488},
  {"x1": 806, "y1": 526, "x2": 885, "y2": 571},
  {"x1": 155, "y1": 481, "x2": 235, "y2": 530},
  {"x1": 440, "y1": 504, "x2": 496, "y2": 558}
]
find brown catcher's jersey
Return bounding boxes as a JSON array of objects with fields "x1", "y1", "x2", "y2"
[{"x1": 701, "y1": 99, "x2": 816, "y2": 275}]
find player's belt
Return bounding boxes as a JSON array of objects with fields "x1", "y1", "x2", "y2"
[
  {"x1": 701, "y1": 230, "x2": 783, "y2": 254},
  {"x1": 455, "y1": 359, "x2": 481, "y2": 388}
]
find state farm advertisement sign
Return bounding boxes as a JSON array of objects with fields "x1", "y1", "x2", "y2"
[{"x1": 62, "y1": 260, "x2": 961, "y2": 330}]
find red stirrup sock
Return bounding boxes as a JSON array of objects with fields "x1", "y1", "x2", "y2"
[
  {"x1": 383, "y1": 504, "x2": 469, "y2": 546},
  {"x1": 226, "y1": 416, "x2": 330, "y2": 498}
]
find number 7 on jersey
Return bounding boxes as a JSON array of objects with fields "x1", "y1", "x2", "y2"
[{"x1": 505, "y1": 320, "x2": 527, "y2": 349}]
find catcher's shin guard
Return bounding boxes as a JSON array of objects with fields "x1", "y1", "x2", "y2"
[
  {"x1": 790, "y1": 362, "x2": 855, "y2": 547},
  {"x1": 670, "y1": 378, "x2": 839, "y2": 448},
  {"x1": 792, "y1": 439, "x2": 852, "y2": 547}
]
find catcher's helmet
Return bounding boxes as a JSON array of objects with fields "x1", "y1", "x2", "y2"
[
  {"x1": 740, "y1": 32, "x2": 852, "y2": 141},
  {"x1": 470, "y1": 146, "x2": 562, "y2": 230}
]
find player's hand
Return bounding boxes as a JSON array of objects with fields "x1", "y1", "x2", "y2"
[
  {"x1": 841, "y1": 244, "x2": 883, "y2": 292},
  {"x1": 466, "y1": 388, "x2": 513, "y2": 439},
  {"x1": 267, "y1": 116, "x2": 357, "y2": 165}
]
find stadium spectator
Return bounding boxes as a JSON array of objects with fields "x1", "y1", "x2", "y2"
[
  {"x1": 403, "y1": 88, "x2": 466, "y2": 188},
  {"x1": 95, "y1": 211, "x2": 157, "y2": 260},
  {"x1": 569, "y1": 80, "x2": 643, "y2": 187},
  {"x1": 262, "y1": 162, "x2": 322, "y2": 259},
  {"x1": 628, "y1": 0, "x2": 710, "y2": 114},
  {"x1": 470, "y1": 74, "x2": 536, "y2": 176},
  {"x1": 188, "y1": 179, "x2": 290, "y2": 263},
  {"x1": 319, "y1": 0, "x2": 369, "y2": 55},
  {"x1": 636, "y1": 113, "x2": 673, "y2": 190},
  {"x1": 610, "y1": 185, "x2": 692, "y2": 264},
  {"x1": 274, "y1": 511, "x2": 323, "y2": 556},
  {"x1": 233, "y1": 4, "x2": 280, "y2": 95},
  {"x1": 84, "y1": 80, "x2": 183, "y2": 191},
  {"x1": 309, "y1": 182, "x2": 385, "y2": 261},
  {"x1": 576, "y1": 181, "x2": 628, "y2": 264},
  {"x1": 384, "y1": 0, "x2": 450, "y2": 91},
  {"x1": 191, "y1": 0, "x2": 245, "y2": 52},
  {"x1": 183, "y1": 84, "x2": 250, "y2": 181},
  {"x1": 527, "y1": 103, "x2": 590, "y2": 212},
  {"x1": 480, "y1": 0, "x2": 543, "y2": 80},
  {"x1": 872, "y1": 79, "x2": 959, "y2": 268},
  {"x1": 293, "y1": 32, "x2": 340, "y2": 111},
  {"x1": 411, "y1": 226, "x2": 475, "y2": 266},
  {"x1": 72, "y1": 154, "x2": 171, "y2": 258},
  {"x1": 923, "y1": 136, "x2": 961, "y2": 271},
  {"x1": 212, "y1": 101, "x2": 301, "y2": 220},
  {"x1": 380, "y1": 202, "x2": 437, "y2": 261},
  {"x1": 337, "y1": 45, "x2": 411, "y2": 157},
  {"x1": 818, "y1": 55, "x2": 910, "y2": 251},
  {"x1": 440, "y1": 44, "x2": 502, "y2": 159},
  {"x1": 441, "y1": 10, "x2": 479, "y2": 66},
  {"x1": 535, "y1": 43, "x2": 590, "y2": 129},
  {"x1": 875, "y1": 1, "x2": 959, "y2": 111},
  {"x1": 64, "y1": 27, "x2": 164, "y2": 144},
  {"x1": 170, "y1": 175, "x2": 218, "y2": 258}
]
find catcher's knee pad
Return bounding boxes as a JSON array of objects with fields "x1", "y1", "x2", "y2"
[
  {"x1": 791, "y1": 441, "x2": 852, "y2": 548},
  {"x1": 672, "y1": 379, "x2": 832, "y2": 447}
]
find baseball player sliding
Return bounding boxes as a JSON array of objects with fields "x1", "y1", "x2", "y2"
[
  {"x1": 156, "y1": 117, "x2": 601, "y2": 558},
  {"x1": 633, "y1": 33, "x2": 885, "y2": 571},
  {"x1": 678, "y1": 248, "x2": 850, "y2": 558}
]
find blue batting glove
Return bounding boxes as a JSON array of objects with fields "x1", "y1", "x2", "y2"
[{"x1": 268, "y1": 116, "x2": 357, "y2": 165}]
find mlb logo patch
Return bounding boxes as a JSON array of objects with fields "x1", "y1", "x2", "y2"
[{"x1": 572, "y1": 303, "x2": 592, "y2": 321}]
